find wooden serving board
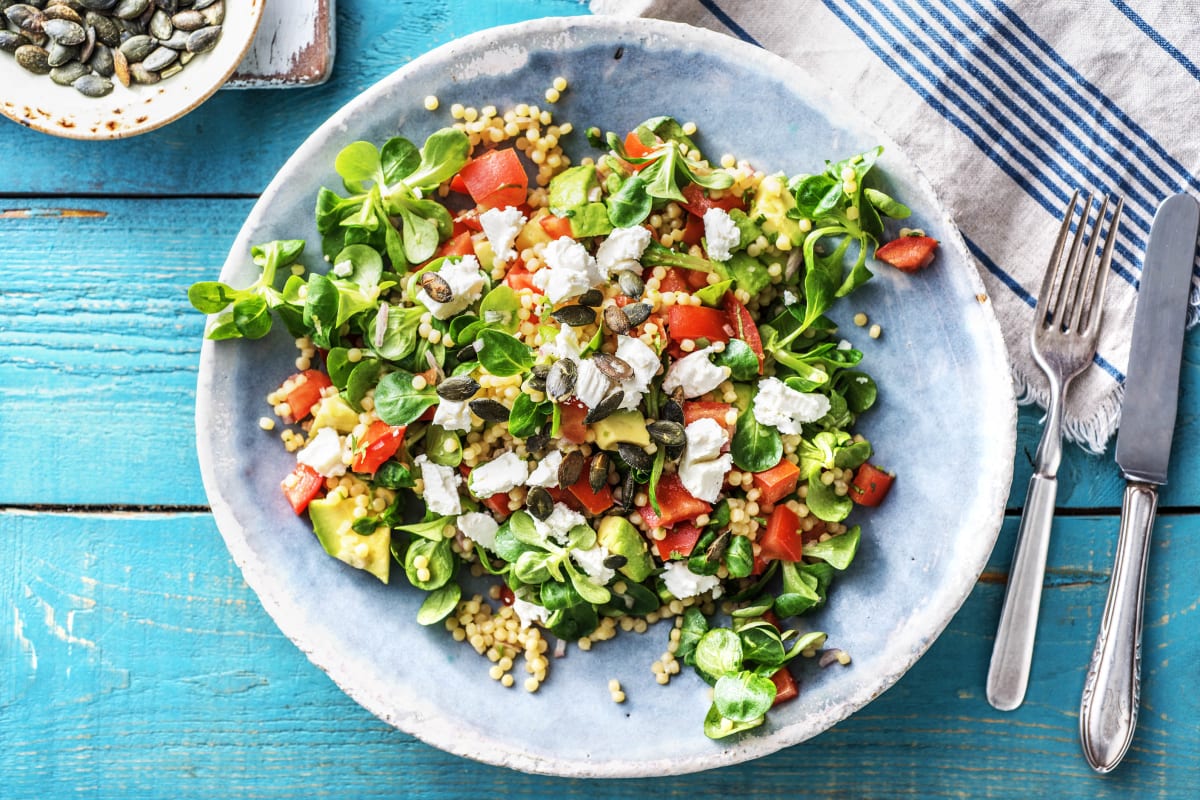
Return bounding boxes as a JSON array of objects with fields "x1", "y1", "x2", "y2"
[{"x1": 226, "y1": 0, "x2": 335, "y2": 88}]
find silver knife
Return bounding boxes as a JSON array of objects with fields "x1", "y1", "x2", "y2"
[{"x1": 1079, "y1": 192, "x2": 1199, "y2": 773}]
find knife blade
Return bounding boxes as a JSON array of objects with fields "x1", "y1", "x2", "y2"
[{"x1": 1079, "y1": 192, "x2": 1199, "y2": 774}]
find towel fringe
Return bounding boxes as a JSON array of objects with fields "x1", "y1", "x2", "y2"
[{"x1": 1011, "y1": 367, "x2": 1122, "y2": 456}]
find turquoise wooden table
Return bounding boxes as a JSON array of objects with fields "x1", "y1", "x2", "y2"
[{"x1": 3, "y1": 2, "x2": 1199, "y2": 797}]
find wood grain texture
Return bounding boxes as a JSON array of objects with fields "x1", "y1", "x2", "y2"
[
  {"x1": 229, "y1": 0, "x2": 336, "y2": 87},
  {"x1": 3, "y1": 511, "x2": 1198, "y2": 798}
]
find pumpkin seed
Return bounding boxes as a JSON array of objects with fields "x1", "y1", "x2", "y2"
[
  {"x1": 526, "y1": 486, "x2": 554, "y2": 521},
  {"x1": 526, "y1": 427, "x2": 551, "y2": 456},
  {"x1": 419, "y1": 271, "x2": 453, "y2": 303},
  {"x1": 78, "y1": 0, "x2": 118, "y2": 10},
  {"x1": 468, "y1": 398, "x2": 510, "y2": 423},
  {"x1": 112, "y1": 0, "x2": 147, "y2": 20},
  {"x1": 42, "y1": 15, "x2": 82, "y2": 43},
  {"x1": 0, "y1": 30, "x2": 23, "y2": 52},
  {"x1": 455, "y1": 344, "x2": 478, "y2": 363},
  {"x1": 110, "y1": 44, "x2": 128, "y2": 84},
  {"x1": 603, "y1": 553, "x2": 628, "y2": 570},
  {"x1": 646, "y1": 420, "x2": 686, "y2": 448},
  {"x1": 153, "y1": 0, "x2": 177, "y2": 11},
  {"x1": 191, "y1": 0, "x2": 217, "y2": 8},
  {"x1": 117, "y1": 32, "x2": 151, "y2": 59},
  {"x1": 623, "y1": 302, "x2": 652, "y2": 327},
  {"x1": 128, "y1": 60, "x2": 158, "y2": 83},
  {"x1": 617, "y1": 442, "x2": 654, "y2": 472},
  {"x1": 85, "y1": 11, "x2": 118, "y2": 45},
  {"x1": 14, "y1": 43, "x2": 49, "y2": 73},
  {"x1": 72, "y1": 71, "x2": 111, "y2": 95},
  {"x1": 435, "y1": 375, "x2": 480, "y2": 402},
  {"x1": 198, "y1": 0, "x2": 220, "y2": 25},
  {"x1": 48, "y1": 58, "x2": 86, "y2": 83},
  {"x1": 577, "y1": 288, "x2": 603, "y2": 307},
  {"x1": 45, "y1": 39, "x2": 74, "y2": 65},
  {"x1": 550, "y1": 304, "x2": 596, "y2": 327},
  {"x1": 86, "y1": 41, "x2": 112, "y2": 75},
  {"x1": 588, "y1": 451, "x2": 611, "y2": 493},
  {"x1": 603, "y1": 304, "x2": 631, "y2": 335},
  {"x1": 618, "y1": 469, "x2": 637, "y2": 512},
  {"x1": 77, "y1": 22, "x2": 93, "y2": 62},
  {"x1": 157, "y1": 61, "x2": 180, "y2": 80},
  {"x1": 6, "y1": 4, "x2": 45, "y2": 34},
  {"x1": 558, "y1": 450, "x2": 585, "y2": 487},
  {"x1": 591, "y1": 352, "x2": 633, "y2": 382},
  {"x1": 705, "y1": 531, "x2": 731, "y2": 564},
  {"x1": 156, "y1": 27, "x2": 186, "y2": 48},
  {"x1": 140, "y1": 42, "x2": 174, "y2": 71},
  {"x1": 168, "y1": 7, "x2": 199, "y2": 29},
  {"x1": 527, "y1": 363, "x2": 550, "y2": 392},
  {"x1": 618, "y1": 271, "x2": 645, "y2": 299},
  {"x1": 661, "y1": 398, "x2": 684, "y2": 425},
  {"x1": 584, "y1": 391, "x2": 624, "y2": 424},
  {"x1": 545, "y1": 358, "x2": 577, "y2": 400},
  {"x1": 146, "y1": 7, "x2": 168, "y2": 37},
  {"x1": 44, "y1": 4, "x2": 83, "y2": 24},
  {"x1": 184, "y1": 22, "x2": 218, "y2": 53}
]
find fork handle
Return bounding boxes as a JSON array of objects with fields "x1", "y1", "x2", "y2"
[
  {"x1": 986, "y1": 472, "x2": 1057, "y2": 711},
  {"x1": 1079, "y1": 482, "x2": 1157, "y2": 773}
]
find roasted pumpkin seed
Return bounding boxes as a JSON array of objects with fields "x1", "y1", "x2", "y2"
[
  {"x1": 0, "y1": 30, "x2": 23, "y2": 52},
  {"x1": 577, "y1": 288, "x2": 604, "y2": 307},
  {"x1": 526, "y1": 486, "x2": 554, "y2": 521},
  {"x1": 558, "y1": 450, "x2": 584, "y2": 487},
  {"x1": 49, "y1": 59, "x2": 88, "y2": 83},
  {"x1": 623, "y1": 302, "x2": 652, "y2": 327},
  {"x1": 468, "y1": 398, "x2": 510, "y2": 423},
  {"x1": 545, "y1": 358, "x2": 578, "y2": 400},
  {"x1": 646, "y1": 420, "x2": 686, "y2": 448},
  {"x1": 184, "y1": 22, "x2": 218, "y2": 53},
  {"x1": 6, "y1": 4, "x2": 46, "y2": 35},
  {"x1": 619, "y1": 470, "x2": 637, "y2": 512},
  {"x1": 603, "y1": 304, "x2": 631, "y2": 335},
  {"x1": 419, "y1": 271, "x2": 454, "y2": 303},
  {"x1": 43, "y1": 16, "x2": 84, "y2": 44},
  {"x1": 45, "y1": 40, "x2": 76, "y2": 65},
  {"x1": 591, "y1": 352, "x2": 633, "y2": 382},
  {"x1": 618, "y1": 271, "x2": 645, "y2": 299},
  {"x1": 550, "y1": 304, "x2": 596, "y2": 327},
  {"x1": 435, "y1": 375, "x2": 480, "y2": 402},
  {"x1": 584, "y1": 391, "x2": 624, "y2": 424},
  {"x1": 588, "y1": 451, "x2": 611, "y2": 493},
  {"x1": 705, "y1": 531, "x2": 731, "y2": 564},
  {"x1": 44, "y1": 5, "x2": 85, "y2": 25},
  {"x1": 141, "y1": 43, "x2": 175, "y2": 71},
  {"x1": 661, "y1": 398, "x2": 684, "y2": 425},
  {"x1": 14, "y1": 44, "x2": 50, "y2": 73},
  {"x1": 169, "y1": 7, "x2": 200, "y2": 29},
  {"x1": 603, "y1": 554, "x2": 628, "y2": 570},
  {"x1": 617, "y1": 442, "x2": 653, "y2": 471},
  {"x1": 72, "y1": 71, "x2": 111, "y2": 96}
]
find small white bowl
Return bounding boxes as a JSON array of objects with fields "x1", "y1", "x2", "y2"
[{"x1": 0, "y1": 0, "x2": 265, "y2": 140}]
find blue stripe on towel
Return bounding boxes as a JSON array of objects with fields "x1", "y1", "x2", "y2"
[
  {"x1": 697, "y1": 0, "x2": 761, "y2": 46},
  {"x1": 1107, "y1": 0, "x2": 1200, "y2": 84}
]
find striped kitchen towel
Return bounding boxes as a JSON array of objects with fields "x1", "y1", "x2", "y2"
[{"x1": 591, "y1": 0, "x2": 1200, "y2": 453}]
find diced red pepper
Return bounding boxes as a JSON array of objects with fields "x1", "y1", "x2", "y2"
[
  {"x1": 655, "y1": 522, "x2": 703, "y2": 561},
  {"x1": 623, "y1": 130, "x2": 655, "y2": 168},
  {"x1": 483, "y1": 491, "x2": 513, "y2": 520},
  {"x1": 666, "y1": 304, "x2": 732, "y2": 343},
  {"x1": 538, "y1": 213, "x2": 575, "y2": 240},
  {"x1": 723, "y1": 292, "x2": 764, "y2": 373},
  {"x1": 875, "y1": 235, "x2": 938, "y2": 272},
  {"x1": 752, "y1": 459, "x2": 801, "y2": 505},
  {"x1": 503, "y1": 263, "x2": 539, "y2": 294},
  {"x1": 567, "y1": 458, "x2": 615, "y2": 515},
  {"x1": 658, "y1": 267, "x2": 692, "y2": 293},
  {"x1": 758, "y1": 505, "x2": 805, "y2": 562},
  {"x1": 547, "y1": 486, "x2": 585, "y2": 514},
  {"x1": 283, "y1": 370, "x2": 332, "y2": 422},
  {"x1": 558, "y1": 400, "x2": 589, "y2": 445},
  {"x1": 681, "y1": 182, "x2": 746, "y2": 216},
  {"x1": 351, "y1": 420, "x2": 407, "y2": 476},
  {"x1": 683, "y1": 401, "x2": 735, "y2": 437},
  {"x1": 436, "y1": 230, "x2": 475, "y2": 258},
  {"x1": 637, "y1": 473, "x2": 712, "y2": 529},
  {"x1": 449, "y1": 173, "x2": 469, "y2": 194},
  {"x1": 680, "y1": 212, "x2": 705, "y2": 246},
  {"x1": 281, "y1": 463, "x2": 324, "y2": 514},
  {"x1": 849, "y1": 463, "x2": 895, "y2": 506},
  {"x1": 769, "y1": 667, "x2": 799, "y2": 706},
  {"x1": 457, "y1": 148, "x2": 528, "y2": 210}
]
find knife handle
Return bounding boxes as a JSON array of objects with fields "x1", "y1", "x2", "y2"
[
  {"x1": 1079, "y1": 482, "x2": 1158, "y2": 773},
  {"x1": 986, "y1": 472, "x2": 1057, "y2": 711}
]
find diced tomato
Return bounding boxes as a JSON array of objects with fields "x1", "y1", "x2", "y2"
[
  {"x1": 283, "y1": 370, "x2": 332, "y2": 422},
  {"x1": 547, "y1": 486, "x2": 585, "y2": 514},
  {"x1": 503, "y1": 263, "x2": 539, "y2": 293},
  {"x1": 666, "y1": 304, "x2": 731, "y2": 343},
  {"x1": 418, "y1": 406, "x2": 436, "y2": 422},
  {"x1": 758, "y1": 505, "x2": 805, "y2": 562},
  {"x1": 723, "y1": 292, "x2": 764, "y2": 373},
  {"x1": 449, "y1": 173, "x2": 469, "y2": 194},
  {"x1": 751, "y1": 553, "x2": 770, "y2": 576},
  {"x1": 281, "y1": 463, "x2": 324, "y2": 514},
  {"x1": 683, "y1": 401, "x2": 735, "y2": 437},
  {"x1": 539, "y1": 213, "x2": 575, "y2": 240},
  {"x1": 849, "y1": 463, "x2": 895, "y2": 506},
  {"x1": 457, "y1": 148, "x2": 528, "y2": 210},
  {"x1": 499, "y1": 585, "x2": 515, "y2": 606},
  {"x1": 637, "y1": 473, "x2": 712, "y2": 529},
  {"x1": 436, "y1": 230, "x2": 475, "y2": 258},
  {"x1": 802, "y1": 518, "x2": 828, "y2": 544},
  {"x1": 681, "y1": 182, "x2": 746, "y2": 216},
  {"x1": 568, "y1": 458, "x2": 615, "y2": 515},
  {"x1": 769, "y1": 667, "x2": 799, "y2": 706},
  {"x1": 681, "y1": 212, "x2": 705, "y2": 246},
  {"x1": 453, "y1": 208, "x2": 483, "y2": 232},
  {"x1": 875, "y1": 235, "x2": 938, "y2": 271},
  {"x1": 624, "y1": 130, "x2": 656, "y2": 162},
  {"x1": 655, "y1": 522, "x2": 703, "y2": 561},
  {"x1": 558, "y1": 400, "x2": 589, "y2": 444},
  {"x1": 351, "y1": 420, "x2": 407, "y2": 476},
  {"x1": 752, "y1": 459, "x2": 801, "y2": 505},
  {"x1": 761, "y1": 609, "x2": 783, "y2": 630},
  {"x1": 658, "y1": 267, "x2": 692, "y2": 293},
  {"x1": 483, "y1": 491, "x2": 512, "y2": 521}
]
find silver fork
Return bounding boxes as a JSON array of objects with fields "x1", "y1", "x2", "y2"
[{"x1": 986, "y1": 190, "x2": 1124, "y2": 711}]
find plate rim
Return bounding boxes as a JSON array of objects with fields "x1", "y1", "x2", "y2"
[{"x1": 195, "y1": 13, "x2": 1017, "y2": 778}]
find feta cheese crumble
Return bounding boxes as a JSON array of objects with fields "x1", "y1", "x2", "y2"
[
  {"x1": 752, "y1": 376, "x2": 832, "y2": 435},
  {"x1": 595, "y1": 225, "x2": 652, "y2": 276},
  {"x1": 539, "y1": 324, "x2": 583, "y2": 362},
  {"x1": 458, "y1": 511, "x2": 499, "y2": 551},
  {"x1": 331, "y1": 258, "x2": 353, "y2": 278},
  {"x1": 416, "y1": 255, "x2": 486, "y2": 319},
  {"x1": 534, "y1": 502, "x2": 589, "y2": 546},
  {"x1": 526, "y1": 450, "x2": 564, "y2": 488},
  {"x1": 479, "y1": 206, "x2": 526, "y2": 265},
  {"x1": 613, "y1": 335, "x2": 660, "y2": 410},
  {"x1": 678, "y1": 417, "x2": 732, "y2": 503},
  {"x1": 512, "y1": 597, "x2": 549, "y2": 630},
  {"x1": 570, "y1": 544, "x2": 616, "y2": 586},
  {"x1": 432, "y1": 397, "x2": 473, "y2": 432},
  {"x1": 296, "y1": 427, "x2": 347, "y2": 478},
  {"x1": 661, "y1": 561, "x2": 722, "y2": 600},
  {"x1": 574, "y1": 357, "x2": 614, "y2": 409},
  {"x1": 662, "y1": 345, "x2": 728, "y2": 398},
  {"x1": 414, "y1": 455, "x2": 463, "y2": 515},
  {"x1": 532, "y1": 237, "x2": 602, "y2": 303},
  {"x1": 702, "y1": 207, "x2": 740, "y2": 262},
  {"x1": 468, "y1": 450, "x2": 530, "y2": 497}
]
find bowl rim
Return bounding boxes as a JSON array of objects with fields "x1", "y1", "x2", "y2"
[
  {"x1": 0, "y1": 0, "x2": 266, "y2": 141},
  {"x1": 195, "y1": 13, "x2": 1017, "y2": 778}
]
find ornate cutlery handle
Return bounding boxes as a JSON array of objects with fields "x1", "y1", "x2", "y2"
[{"x1": 1079, "y1": 482, "x2": 1158, "y2": 773}]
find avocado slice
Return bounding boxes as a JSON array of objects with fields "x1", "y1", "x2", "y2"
[
  {"x1": 592, "y1": 409, "x2": 651, "y2": 451},
  {"x1": 749, "y1": 172, "x2": 803, "y2": 246},
  {"x1": 308, "y1": 491, "x2": 391, "y2": 583},
  {"x1": 548, "y1": 164, "x2": 600, "y2": 210},
  {"x1": 310, "y1": 394, "x2": 360, "y2": 434},
  {"x1": 597, "y1": 516, "x2": 655, "y2": 582}
]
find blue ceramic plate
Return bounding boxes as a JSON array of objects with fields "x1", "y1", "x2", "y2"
[{"x1": 196, "y1": 15, "x2": 1016, "y2": 777}]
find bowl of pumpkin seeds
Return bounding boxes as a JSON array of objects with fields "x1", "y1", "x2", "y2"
[{"x1": 0, "y1": 0, "x2": 265, "y2": 139}]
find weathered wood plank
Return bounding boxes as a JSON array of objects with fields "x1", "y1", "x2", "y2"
[
  {"x1": 0, "y1": 0, "x2": 585, "y2": 197},
  {"x1": 2, "y1": 510, "x2": 1197, "y2": 797}
]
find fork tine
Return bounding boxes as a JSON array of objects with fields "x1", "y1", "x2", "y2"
[
  {"x1": 1066, "y1": 194, "x2": 1110, "y2": 333},
  {"x1": 1082, "y1": 196, "x2": 1123, "y2": 336},
  {"x1": 1037, "y1": 189, "x2": 1081, "y2": 327},
  {"x1": 1054, "y1": 191, "x2": 1095, "y2": 329}
]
